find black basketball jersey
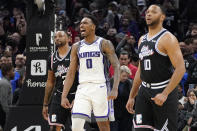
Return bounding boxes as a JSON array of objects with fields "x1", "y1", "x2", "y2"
[
  {"x1": 138, "y1": 29, "x2": 173, "y2": 83},
  {"x1": 48, "y1": 47, "x2": 77, "y2": 93}
]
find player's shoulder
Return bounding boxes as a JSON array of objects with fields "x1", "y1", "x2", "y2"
[
  {"x1": 138, "y1": 35, "x2": 146, "y2": 47},
  {"x1": 100, "y1": 37, "x2": 112, "y2": 46},
  {"x1": 160, "y1": 30, "x2": 178, "y2": 44},
  {"x1": 72, "y1": 41, "x2": 81, "y2": 50}
]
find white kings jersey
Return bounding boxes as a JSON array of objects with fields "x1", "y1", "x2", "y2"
[{"x1": 77, "y1": 37, "x2": 110, "y2": 84}]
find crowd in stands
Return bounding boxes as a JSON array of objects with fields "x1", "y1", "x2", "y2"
[{"x1": 0, "y1": 0, "x2": 197, "y2": 130}]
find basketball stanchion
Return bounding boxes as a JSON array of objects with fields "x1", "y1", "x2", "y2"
[{"x1": 5, "y1": 0, "x2": 55, "y2": 130}]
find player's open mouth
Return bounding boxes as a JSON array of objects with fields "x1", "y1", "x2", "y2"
[
  {"x1": 146, "y1": 18, "x2": 151, "y2": 21},
  {"x1": 80, "y1": 29, "x2": 86, "y2": 33}
]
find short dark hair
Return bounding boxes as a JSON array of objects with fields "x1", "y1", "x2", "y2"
[
  {"x1": 1, "y1": 63, "x2": 13, "y2": 77},
  {"x1": 119, "y1": 50, "x2": 130, "y2": 58},
  {"x1": 154, "y1": 4, "x2": 166, "y2": 15},
  {"x1": 84, "y1": 15, "x2": 98, "y2": 28}
]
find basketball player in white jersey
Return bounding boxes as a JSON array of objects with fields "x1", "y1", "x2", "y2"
[{"x1": 61, "y1": 15, "x2": 120, "y2": 131}]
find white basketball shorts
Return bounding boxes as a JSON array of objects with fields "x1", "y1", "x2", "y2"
[{"x1": 72, "y1": 82, "x2": 114, "y2": 122}]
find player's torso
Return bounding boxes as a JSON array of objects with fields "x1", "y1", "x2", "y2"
[
  {"x1": 138, "y1": 29, "x2": 173, "y2": 83},
  {"x1": 52, "y1": 48, "x2": 71, "y2": 92},
  {"x1": 77, "y1": 37, "x2": 109, "y2": 84}
]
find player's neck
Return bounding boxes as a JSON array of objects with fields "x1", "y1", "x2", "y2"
[
  {"x1": 84, "y1": 34, "x2": 97, "y2": 44},
  {"x1": 58, "y1": 44, "x2": 69, "y2": 57},
  {"x1": 148, "y1": 24, "x2": 163, "y2": 37}
]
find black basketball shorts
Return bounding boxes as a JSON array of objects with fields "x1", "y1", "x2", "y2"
[
  {"x1": 133, "y1": 84, "x2": 178, "y2": 131},
  {"x1": 48, "y1": 91, "x2": 74, "y2": 129}
]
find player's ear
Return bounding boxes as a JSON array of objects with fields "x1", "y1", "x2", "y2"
[
  {"x1": 161, "y1": 14, "x2": 166, "y2": 22},
  {"x1": 91, "y1": 24, "x2": 96, "y2": 30}
]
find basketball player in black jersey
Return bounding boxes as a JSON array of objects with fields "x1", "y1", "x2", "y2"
[
  {"x1": 42, "y1": 31, "x2": 78, "y2": 131},
  {"x1": 126, "y1": 5, "x2": 185, "y2": 131}
]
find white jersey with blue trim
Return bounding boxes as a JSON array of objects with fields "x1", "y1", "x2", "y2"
[{"x1": 78, "y1": 37, "x2": 107, "y2": 84}]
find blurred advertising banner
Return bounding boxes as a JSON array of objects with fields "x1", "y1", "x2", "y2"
[
  {"x1": 5, "y1": 0, "x2": 55, "y2": 130},
  {"x1": 4, "y1": 106, "x2": 49, "y2": 131},
  {"x1": 18, "y1": 0, "x2": 55, "y2": 105}
]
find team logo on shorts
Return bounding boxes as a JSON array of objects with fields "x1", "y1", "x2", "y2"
[
  {"x1": 136, "y1": 114, "x2": 142, "y2": 124},
  {"x1": 51, "y1": 114, "x2": 57, "y2": 122}
]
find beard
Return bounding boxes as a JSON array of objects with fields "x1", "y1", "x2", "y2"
[
  {"x1": 56, "y1": 42, "x2": 66, "y2": 48},
  {"x1": 147, "y1": 18, "x2": 160, "y2": 27}
]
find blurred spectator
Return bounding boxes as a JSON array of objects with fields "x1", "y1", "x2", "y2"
[
  {"x1": 119, "y1": 14, "x2": 140, "y2": 40},
  {"x1": 178, "y1": 84, "x2": 189, "y2": 130},
  {"x1": 162, "y1": 0, "x2": 179, "y2": 36},
  {"x1": 105, "y1": 27, "x2": 118, "y2": 48},
  {"x1": 118, "y1": 0, "x2": 130, "y2": 14},
  {"x1": 136, "y1": 0, "x2": 147, "y2": 35},
  {"x1": 0, "y1": 63, "x2": 14, "y2": 129},
  {"x1": 183, "y1": 89, "x2": 197, "y2": 112},
  {"x1": 178, "y1": 84, "x2": 187, "y2": 108},
  {"x1": 15, "y1": 54, "x2": 25, "y2": 76},
  {"x1": 109, "y1": 51, "x2": 137, "y2": 80},
  {"x1": 0, "y1": 55, "x2": 7, "y2": 65},
  {"x1": 110, "y1": 65, "x2": 133, "y2": 131},
  {"x1": 188, "y1": 23, "x2": 197, "y2": 37},
  {"x1": 137, "y1": 0, "x2": 147, "y2": 19},
  {"x1": 0, "y1": 55, "x2": 20, "y2": 93},
  {"x1": 184, "y1": 89, "x2": 197, "y2": 130},
  {"x1": 116, "y1": 33, "x2": 137, "y2": 58},
  {"x1": 12, "y1": 71, "x2": 25, "y2": 105},
  {"x1": 115, "y1": 32, "x2": 124, "y2": 44},
  {"x1": 105, "y1": 1, "x2": 120, "y2": 30},
  {"x1": 74, "y1": 34, "x2": 81, "y2": 43}
]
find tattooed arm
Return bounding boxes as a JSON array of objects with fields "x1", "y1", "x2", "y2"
[{"x1": 102, "y1": 39, "x2": 120, "y2": 99}]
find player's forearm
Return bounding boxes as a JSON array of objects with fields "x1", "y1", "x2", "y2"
[
  {"x1": 62, "y1": 72, "x2": 76, "y2": 98},
  {"x1": 43, "y1": 82, "x2": 54, "y2": 105},
  {"x1": 112, "y1": 63, "x2": 120, "y2": 90},
  {"x1": 163, "y1": 65, "x2": 186, "y2": 96},
  {"x1": 129, "y1": 68, "x2": 142, "y2": 99},
  {"x1": 116, "y1": 39, "x2": 126, "y2": 53}
]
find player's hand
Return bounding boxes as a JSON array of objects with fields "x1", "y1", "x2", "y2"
[
  {"x1": 151, "y1": 93, "x2": 168, "y2": 106},
  {"x1": 108, "y1": 88, "x2": 118, "y2": 100},
  {"x1": 126, "y1": 98, "x2": 135, "y2": 114},
  {"x1": 61, "y1": 97, "x2": 71, "y2": 109},
  {"x1": 42, "y1": 106, "x2": 48, "y2": 121}
]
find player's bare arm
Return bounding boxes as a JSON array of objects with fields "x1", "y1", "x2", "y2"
[
  {"x1": 162, "y1": 33, "x2": 186, "y2": 95},
  {"x1": 151, "y1": 33, "x2": 186, "y2": 106},
  {"x1": 61, "y1": 43, "x2": 79, "y2": 108},
  {"x1": 126, "y1": 36, "x2": 143, "y2": 114},
  {"x1": 102, "y1": 39, "x2": 120, "y2": 100},
  {"x1": 42, "y1": 70, "x2": 55, "y2": 120}
]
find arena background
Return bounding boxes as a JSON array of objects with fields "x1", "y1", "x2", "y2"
[{"x1": 0, "y1": 0, "x2": 196, "y2": 131}]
